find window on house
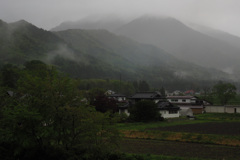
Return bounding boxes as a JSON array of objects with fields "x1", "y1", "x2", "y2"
[
  {"x1": 171, "y1": 99, "x2": 178, "y2": 102},
  {"x1": 182, "y1": 99, "x2": 186, "y2": 102},
  {"x1": 169, "y1": 110, "x2": 178, "y2": 114}
]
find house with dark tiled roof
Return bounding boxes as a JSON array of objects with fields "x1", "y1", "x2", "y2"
[
  {"x1": 129, "y1": 92, "x2": 180, "y2": 118},
  {"x1": 107, "y1": 93, "x2": 130, "y2": 116},
  {"x1": 157, "y1": 101, "x2": 180, "y2": 118},
  {"x1": 167, "y1": 96, "x2": 207, "y2": 114},
  {"x1": 129, "y1": 91, "x2": 164, "y2": 104}
]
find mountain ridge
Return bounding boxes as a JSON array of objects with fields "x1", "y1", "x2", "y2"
[
  {"x1": 0, "y1": 19, "x2": 234, "y2": 90},
  {"x1": 52, "y1": 15, "x2": 240, "y2": 76},
  {"x1": 115, "y1": 16, "x2": 240, "y2": 72}
]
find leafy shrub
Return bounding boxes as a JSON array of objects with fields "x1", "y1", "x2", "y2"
[{"x1": 129, "y1": 100, "x2": 162, "y2": 122}]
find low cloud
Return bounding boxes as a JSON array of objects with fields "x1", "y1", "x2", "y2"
[
  {"x1": 1, "y1": 0, "x2": 240, "y2": 36},
  {"x1": 46, "y1": 44, "x2": 77, "y2": 62}
]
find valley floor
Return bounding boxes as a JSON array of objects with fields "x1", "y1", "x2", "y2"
[
  {"x1": 120, "y1": 138, "x2": 240, "y2": 160},
  {"x1": 117, "y1": 113, "x2": 240, "y2": 160}
]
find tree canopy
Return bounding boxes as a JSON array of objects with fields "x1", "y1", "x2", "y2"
[
  {"x1": 212, "y1": 81, "x2": 237, "y2": 105},
  {"x1": 0, "y1": 61, "x2": 119, "y2": 159},
  {"x1": 129, "y1": 100, "x2": 161, "y2": 122}
]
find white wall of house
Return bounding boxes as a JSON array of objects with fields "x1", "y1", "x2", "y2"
[
  {"x1": 237, "y1": 107, "x2": 240, "y2": 113},
  {"x1": 117, "y1": 97, "x2": 126, "y2": 102},
  {"x1": 179, "y1": 108, "x2": 193, "y2": 116},
  {"x1": 168, "y1": 98, "x2": 195, "y2": 104},
  {"x1": 159, "y1": 110, "x2": 180, "y2": 118},
  {"x1": 119, "y1": 109, "x2": 130, "y2": 116}
]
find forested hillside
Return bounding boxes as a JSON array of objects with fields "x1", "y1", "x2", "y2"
[{"x1": 0, "y1": 19, "x2": 233, "y2": 90}]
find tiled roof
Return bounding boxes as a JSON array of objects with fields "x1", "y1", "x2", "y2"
[
  {"x1": 179, "y1": 105, "x2": 204, "y2": 109},
  {"x1": 167, "y1": 96, "x2": 196, "y2": 99},
  {"x1": 130, "y1": 92, "x2": 163, "y2": 99},
  {"x1": 108, "y1": 93, "x2": 126, "y2": 97},
  {"x1": 118, "y1": 102, "x2": 129, "y2": 108},
  {"x1": 157, "y1": 101, "x2": 180, "y2": 110}
]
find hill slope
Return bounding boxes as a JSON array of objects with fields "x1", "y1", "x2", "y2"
[
  {"x1": 115, "y1": 16, "x2": 240, "y2": 74},
  {"x1": 0, "y1": 20, "x2": 129, "y2": 79},
  {"x1": 0, "y1": 19, "x2": 233, "y2": 90},
  {"x1": 188, "y1": 23, "x2": 240, "y2": 50},
  {"x1": 54, "y1": 29, "x2": 231, "y2": 83},
  {"x1": 51, "y1": 15, "x2": 126, "y2": 32}
]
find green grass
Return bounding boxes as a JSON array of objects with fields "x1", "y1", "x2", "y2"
[
  {"x1": 117, "y1": 113, "x2": 240, "y2": 160},
  {"x1": 115, "y1": 113, "x2": 240, "y2": 131},
  {"x1": 124, "y1": 153, "x2": 212, "y2": 160},
  {"x1": 116, "y1": 120, "x2": 203, "y2": 131},
  {"x1": 196, "y1": 113, "x2": 240, "y2": 122},
  {"x1": 121, "y1": 153, "x2": 210, "y2": 160}
]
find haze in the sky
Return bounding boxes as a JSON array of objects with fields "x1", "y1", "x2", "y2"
[{"x1": 1, "y1": 0, "x2": 240, "y2": 36}]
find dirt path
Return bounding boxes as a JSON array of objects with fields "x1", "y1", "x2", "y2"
[{"x1": 120, "y1": 138, "x2": 240, "y2": 160}]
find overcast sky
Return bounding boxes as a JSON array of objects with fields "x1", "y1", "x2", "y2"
[{"x1": 1, "y1": 0, "x2": 240, "y2": 36}]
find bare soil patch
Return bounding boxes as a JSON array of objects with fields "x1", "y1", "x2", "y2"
[
  {"x1": 149, "y1": 122, "x2": 240, "y2": 135},
  {"x1": 120, "y1": 138, "x2": 240, "y2": 160}
]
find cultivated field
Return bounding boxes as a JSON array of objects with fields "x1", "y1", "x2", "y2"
[
  {"x1": 149, "y1": 122, "x2": 240, "y2": 135},
  {"x1": 118, "y1": 113, "x2": 240, "y2": 160},
  {"x1": 120, "y1": 139, "x2": 240, "y2": 160}
]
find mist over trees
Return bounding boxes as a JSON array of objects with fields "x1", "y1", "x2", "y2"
[{"x1": 0, "y1": 19, "x2": 236, "y2": 91}]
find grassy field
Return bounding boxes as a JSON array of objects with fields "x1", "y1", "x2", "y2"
[
  {"x1": 117, "y1": 113, "x2": 240, "y2": 160},
  {"x1": 116, "y1": 113, "x2": 240, "y2": 131}
]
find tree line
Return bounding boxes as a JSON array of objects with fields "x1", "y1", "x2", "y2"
[{"x1": 0, "y1": 60, "x2": 122, "y2": 159}]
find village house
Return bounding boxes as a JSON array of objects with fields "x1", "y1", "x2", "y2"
[
  {"x1": 106, "y1": 91, "x2": 180, "y2": 119},
  {"x1": 129, "y1": 92, "x2": 180, "y2": 118},
  {"x1": 107, "y1": 93, "x2": 130, "y2": 116},
  {"x1": 128, "y1": 91, "x2": 165, "y2": 104},
  {"x1": 166, "y1": 96, "x2": 208, "y2": 115},
  {"x1": 157, "y1": 101, "x2": 180, "y2": 118}
]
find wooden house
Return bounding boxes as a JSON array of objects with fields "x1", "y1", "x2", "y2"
[{"x1": 167, "y1": 96, "x2": 206, "y2": 115}]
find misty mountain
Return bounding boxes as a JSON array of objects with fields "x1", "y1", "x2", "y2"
[
  {"x1": 188, "y1": 23, "x2": 240, "y2": 50},
  {"x1": 0, "y1": 19, "x2": 233, "y2": 90},
  {"x1": 0, "y1": 19, "x2": 67, "y2": 64},
  {"x1": 51, "y1": 16, "x2": 126, "y2": 32},
  {"x1": 54, "y1": 29, "x2": 232, "y2": 82},
  {"x1": 114, "y1": 15, "x2": 240, "y2": 74},
  {"x1": 54, "y1": 29, "x2": 176, "y2": 67},
  {"x1": 0, "y1": 19, "x2": 130, "y2": 79}
]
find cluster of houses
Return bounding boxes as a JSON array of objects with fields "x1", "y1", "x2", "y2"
[
  {"x1": 106, "y1": 91, "x2": 240, "y2": 119},
  {"x1": 6, "y1": 89, "x2": 240, "y2": 120}
]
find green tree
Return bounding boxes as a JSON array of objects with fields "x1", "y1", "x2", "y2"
[
  {"x1": 0, "y1": 64, "x2": 20, "y2": 89},
  {"x1": 212, "y1": 81, "x2": 237, "y2": 105},
  {"x1": 92, "y1": 93, "x2": 118, "y2": 113},
  {"x1": 129, "y1": 100, "x2": 161, "y2": 122},
  {"x1": 0, "y1": 61, "x2": 119, "y2": 159}
]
